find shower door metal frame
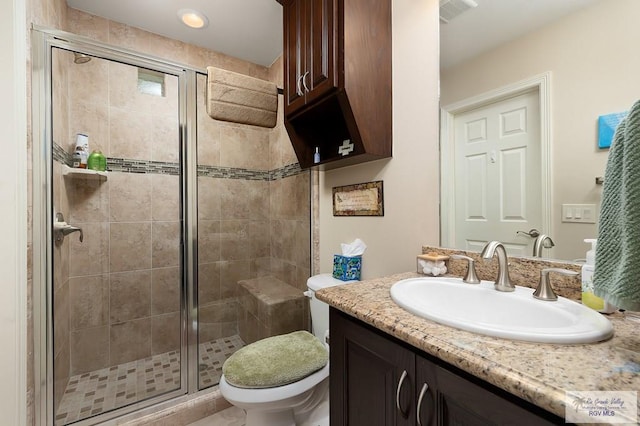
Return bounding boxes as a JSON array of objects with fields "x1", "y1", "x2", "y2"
[{"x1": 31, "y1": 27, "x2": 202, "y2": 426}]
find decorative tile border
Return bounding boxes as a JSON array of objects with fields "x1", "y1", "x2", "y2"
[
  {"x1": 107, "y1": 157, "x2": 180, "y2": 175},
  {"x1": 53, "y1": 142, "x2": 306, "y2": 181},
  {"x1": 197, "y1": 163, "x2": 303, "y2": 181},
  {"x1": 197, "y1": 164, "x2": 269, "y2": 181},
  {"x1": 270, "y1": 162, "x2": 303, "y2": 180}
]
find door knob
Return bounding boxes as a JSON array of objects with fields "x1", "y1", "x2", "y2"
[{"x1": 516, "y1": 228, "x2": 540, "y2": 238}]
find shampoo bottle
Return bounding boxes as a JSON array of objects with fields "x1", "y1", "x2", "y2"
[{"x1": 581, "y1": 239, "x2": 616, "y2": 313}]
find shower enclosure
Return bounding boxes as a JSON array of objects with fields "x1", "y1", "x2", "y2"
[{"x1": 33, "y1": 28, "x2": 310, "y2": 425}]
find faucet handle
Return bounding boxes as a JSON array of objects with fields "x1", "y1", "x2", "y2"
[
  {"x1": 450, "y1": 254, "x2": 480, "y2": 284},
  {"x1": 533, "y1": 268, "x2": 578, "y2": 301}
]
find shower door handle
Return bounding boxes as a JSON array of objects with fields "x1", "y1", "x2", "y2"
[
  {"x1": 54, "y1": 224, "x2": 83, "y2": 244},
  {"x1": 54, "y1": 212, "x2": 83, "y2": 244},
  {"x1": 62, "y1": 226, "x2": 83, "y2": 242}
]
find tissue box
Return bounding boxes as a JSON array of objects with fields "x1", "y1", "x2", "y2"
[{"x1": 333, "y1": 255, "x2": 362, "y2": 281}]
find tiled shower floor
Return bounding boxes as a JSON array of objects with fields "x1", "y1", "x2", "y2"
[{"x1": 55, "y1": 335, "x2": 245, "y2": 425}]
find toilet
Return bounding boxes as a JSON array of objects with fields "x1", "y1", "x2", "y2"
[{"x1": 219, "y1": 273, "x2": 353, "y2": 426}]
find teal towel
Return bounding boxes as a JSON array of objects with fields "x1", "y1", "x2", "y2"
[{"x1": 594, "y1": 99, "x2": 640, "y2": 311}]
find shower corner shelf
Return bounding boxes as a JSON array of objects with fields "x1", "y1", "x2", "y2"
[{"x1": 62, "y1": 165, "x2": 108, "y2": 180}]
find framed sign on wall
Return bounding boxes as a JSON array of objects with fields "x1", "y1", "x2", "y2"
[{"x1": 332, "y1": 181, "x2": 384, "y2": 216}]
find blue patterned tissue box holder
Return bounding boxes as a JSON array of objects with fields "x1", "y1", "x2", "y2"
[{"x1": 332, "y1": 255, "x2": 362, "y2": 281}]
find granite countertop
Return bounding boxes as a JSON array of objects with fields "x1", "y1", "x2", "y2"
[{"x1": 316, "y1": 272, "x2": 640, "y2": 423}]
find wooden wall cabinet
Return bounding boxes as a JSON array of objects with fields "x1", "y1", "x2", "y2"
[
  {"x1": 278, "y1": 0, "x2": 392, "y2": 169},
  {"x1": 330, "y1": 308, "x2": 565, "y2": 426},
  {"x1": 283, "y1": 0, "x2": 337, "y2": 114}
]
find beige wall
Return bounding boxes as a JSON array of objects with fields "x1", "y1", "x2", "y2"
[
  {"x1": 319, "y1": 0, "x2": 441, "y2": 279},
  {"x1": 441, "y1": 0, "x2": 640, "y2": 260}
]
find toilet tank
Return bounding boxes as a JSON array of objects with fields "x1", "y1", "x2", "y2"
[{"x1": 305, "y1": 273, "x2": 356, "y2": 341}]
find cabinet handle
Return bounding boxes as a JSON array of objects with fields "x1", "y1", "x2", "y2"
[
  {"x1": 302, "y1": 71, "x2": 310, "y2": 92},
  {"x1": 416, "y1": 382, "x2": 429, "y2": 426},
  {"x1": 395, "y1": 370, "x2": 409, "y2": 418},
  {"x1": 296, "y1": 74, "x2": 303, "y2": 96}
]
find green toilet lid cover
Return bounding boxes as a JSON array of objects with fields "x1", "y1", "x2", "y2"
[{"x1": 222, "y1": 330, "x2": 328, "y2": 388}]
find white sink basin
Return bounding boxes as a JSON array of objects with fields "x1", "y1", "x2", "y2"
[{"x1": 390, "y1": 277, "x2": 613, "y2": 344}]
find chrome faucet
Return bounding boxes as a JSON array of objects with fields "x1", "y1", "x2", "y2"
[
  {"x1": 532, "y1": 234, "x2": 555, "y2": 257},
  {"x1": 480, "y1": 241, "x2": 515, "y2": 292}
]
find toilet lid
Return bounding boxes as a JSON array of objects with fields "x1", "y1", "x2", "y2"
[{"x1": 222, "y1": 330, "x2": 328, "y2": 389}]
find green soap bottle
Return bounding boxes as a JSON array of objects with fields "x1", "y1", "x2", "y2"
[{"x1": 88, "y1": 150, "x2": 107, "y2": 171}]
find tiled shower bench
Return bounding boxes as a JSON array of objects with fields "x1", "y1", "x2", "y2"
[{"x1": 237, "y1": 276, "x2": 307, "y2": 345}]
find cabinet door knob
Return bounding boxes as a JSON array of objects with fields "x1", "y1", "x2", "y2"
[
  {"x1": 302, "y1": 71, "x2": 310, "y2": 92},
  {"x1": 417, "y1": 382, "x2": 430, "y2": 426},
  {"x1": 395, "y1": 370, "x2": 409, "y2": 418}
]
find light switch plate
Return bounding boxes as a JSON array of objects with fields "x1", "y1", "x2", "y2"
[{"x1": 562, "y1": 204, "x2": 597, "y2": 223}]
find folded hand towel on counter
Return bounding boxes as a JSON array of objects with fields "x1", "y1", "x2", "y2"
[
  {"x1": 206, "y1": 66, "x2": 278, "y2": 128},
  {"x1": 594, "y1": 99, "x2": 640, "y2": 311}
]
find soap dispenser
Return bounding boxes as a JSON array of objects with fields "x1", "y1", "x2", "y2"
[{"x1": 581, "y1": 239, "x2": 616, "y2": 313}]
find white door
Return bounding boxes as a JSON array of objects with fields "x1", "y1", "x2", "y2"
[{"x1": 453, "y1": 90, "x2": 541, "y2": 256}]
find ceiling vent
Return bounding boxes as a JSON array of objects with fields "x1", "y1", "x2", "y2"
[{"x1": 440, "y1": 0, "x2": 478, "y2": 24}]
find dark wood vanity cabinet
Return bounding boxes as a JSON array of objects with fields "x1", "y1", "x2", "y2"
[
  {"x1": 330, "y1": 308, "x2": 564, "y2": 426},
  {"x1": 277, "y1": 0, "x2": 392, "y2": 169}
]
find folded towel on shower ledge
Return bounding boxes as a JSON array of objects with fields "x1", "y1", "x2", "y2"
[
  {"x1": 206, "y1": 66, "x2": 278, "y2": 128},
  {"x1": 594, "y1": 99, "x2": 640, "y2": 312}
]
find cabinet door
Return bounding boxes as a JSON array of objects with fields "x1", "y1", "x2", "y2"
[
  {"x1": 283, "y1": 0, "x2": 307, "y2": 113},
  {"x1": 330, "y1": 308, "x2": 415, "y2": 426},
  {"x1": 305, "y1": 0, "x2": 338, "y2": 104},
  {"x1": 416, "y1": 356, "x2": 558, "y2": 426}
]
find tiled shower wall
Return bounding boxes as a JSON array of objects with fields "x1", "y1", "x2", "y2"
[
  {"x1": 47, "y1": 6, "x2": 310, "y2": 416},
  {"x1": 196, "y1": 68, "x2": 311, "y2": 344},
  {"x1": 268, "y1": 56, "x2": 311, "y2": 292},
  {"x1": 196, "y1": 72, "x2": 272, "y2": 343},
  {"x1": 51, "y1": 48, "x2": 182, "y2": 390}
]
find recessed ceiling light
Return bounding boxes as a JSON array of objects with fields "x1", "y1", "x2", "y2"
[{"x1": 178, "y1": 9, "x2": 209, "y2": 29}]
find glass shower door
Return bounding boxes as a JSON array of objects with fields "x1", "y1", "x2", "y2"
[
  {"x1": 194, "y1": 72, "x2": 249, "y2": 389},
  {"x1": 50, "y1": 47, "x2": 184, "y2": 425}
]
